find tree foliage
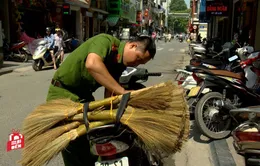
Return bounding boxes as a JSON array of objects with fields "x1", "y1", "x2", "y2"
[
  {"x1": 168, "y1": 16, "x2": 188, "y2": 33},
  {"x1": 168, "y1": 0, "x2": 189, "y2": 33},
  {"x1": 169, "y1": 0, "x2": 187, "y2": 12}
]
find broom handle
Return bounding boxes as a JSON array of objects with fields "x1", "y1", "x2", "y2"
[
  {"x1": 69, "y1": 109, "x2": 117, "y2": 121},
  {"x1": 76, "y1": 120, "x2": 115, "y2": 136},
  {"x1": 88, "y1": 82, "x2": 168, "y2": 110}
]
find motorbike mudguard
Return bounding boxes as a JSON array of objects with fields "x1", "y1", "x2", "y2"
[{"x1": 194, "y1": 79, "x2": 219, "y2": 98}]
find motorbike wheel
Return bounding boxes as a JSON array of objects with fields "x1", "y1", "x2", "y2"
[
  {"x1": 32, "y1": 60, "x2": 43, "y2": 71},
  {"x1": 23, "y1": 52, "x2": 29, "y2": 62},
  {"x1": 56, "y1": 57, "x2": 61, "y2": 68},
  {"x1": 128, "y1": 146, "x2": 163, "y2": 166},
  {"x1": 195, "y1": 92, "x2": 232, "y2": 139}
]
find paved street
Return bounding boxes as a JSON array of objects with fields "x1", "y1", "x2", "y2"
[{"x1": 0, "y1": 39, "x2": 244, "y2": 166}]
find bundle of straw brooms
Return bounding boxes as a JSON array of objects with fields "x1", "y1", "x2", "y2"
[{"x1": 18, "y1": 81, "x2": 190, "y2": 166}]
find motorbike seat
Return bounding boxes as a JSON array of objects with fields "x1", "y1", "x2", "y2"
[
  {"x1": 11, "y1": 41, "x2": 26, "y2": 49},
  {"x1": 189, "y1": 43, "x2": 202, "y2": 47},
  {"x1": 185, "y1": 65, "x2": 243, "y2": 80},
  {"x1": 207, "y1": 69, "x2": 243, "y2": 80},
  {"x1": 193, "y1": 47, "x2": 206, "y2": 54},
  {"x1": 201, "y1": 59, "x2": 223, "y2": 66}
]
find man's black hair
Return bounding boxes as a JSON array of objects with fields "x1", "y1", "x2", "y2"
[{"x1": 129, "y1": 35, "x2": 156, "y2": 59}]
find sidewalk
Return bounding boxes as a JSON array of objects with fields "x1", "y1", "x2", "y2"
[
  {"x1": 0, "y1": 60, "x2": 32, "y2": 76},
  {"x1": 0, "y1": 53, "x2": 71, "y2": 76}
]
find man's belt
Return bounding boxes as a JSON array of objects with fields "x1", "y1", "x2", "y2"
[{"x1": 51, "y1": 79, "x2": 64, "y2": 88}]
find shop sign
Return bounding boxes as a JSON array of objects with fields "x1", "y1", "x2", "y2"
[
  {"x1": 86, "y1": 11, "x2": 93, "y2": 17},
  {"x1": 206, "y1": 1, "x2": 228, "y2": 16}
]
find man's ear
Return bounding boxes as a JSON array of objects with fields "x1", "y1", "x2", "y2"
[{"x1": 130, "y1": 42, "x2": 138, "y2": 49}]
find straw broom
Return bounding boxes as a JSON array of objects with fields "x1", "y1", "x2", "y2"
[
  {"x1": 19, "y1": 81, "x2": 189, "y2": 165},
  {"x1": 19, "y1": 106, "x2": 189, "y2": 166},
  {"x1": 22, "y1": 82, "x2": 178, "y2": 141}
]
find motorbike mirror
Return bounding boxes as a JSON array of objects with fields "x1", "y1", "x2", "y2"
[{"x1": 121, "y1": 67, "x2": 137, "y2": 77}]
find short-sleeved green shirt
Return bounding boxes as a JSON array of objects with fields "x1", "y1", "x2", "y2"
[{"x1": 46, "y1": 33, "x2": 126, "y2": 102}]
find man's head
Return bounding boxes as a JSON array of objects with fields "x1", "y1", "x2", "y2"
[
  {"x1": 123, "y1": 36, "x2": 156, "y2": 67},
  {"x1": 46, "y1": 27, "x2": 51, "y2": 35}
]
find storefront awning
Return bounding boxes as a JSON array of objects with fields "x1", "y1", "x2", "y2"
[
  {"x1": 90, "y1": 8, "x2": 109, "y2": 15},
  {"x1": 106, "y1": 16, "x2": 119, "y2": 27},
  {"x1": 65, "y1": 0, "x2": 90, "y2": 9}
]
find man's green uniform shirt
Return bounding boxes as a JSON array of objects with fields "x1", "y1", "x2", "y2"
[{"x1": 46, "y1": 33, "x2": 126, "y2": 102}]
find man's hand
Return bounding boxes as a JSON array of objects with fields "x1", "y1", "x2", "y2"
[
  {"x1": 104, "y1": 88, "x2": 133, "y2": 98},
  {"x1": 86, "y1": 53, "x2": 125, "y2": 95}
]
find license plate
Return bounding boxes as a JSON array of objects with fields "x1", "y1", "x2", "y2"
[
  {"x1": 188, "y1": 86, "x2": 201, "y2": 97},
  {"x1": 95, "y1": 157, "x2": 129, "y2": 166}
]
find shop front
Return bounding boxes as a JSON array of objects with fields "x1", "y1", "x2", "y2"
[
  {"x1": 232, "y1": 0, "x2": 259, "y2": 47},
  {"x1": 64, "y1": 0, "x2": 90, "y2": 41},
  {"x1": 9, "y1": 0, "x2": 59, "y2": 42},
  {"x1": 206, "y1": 0, "x2": 232, "y2": 43}
]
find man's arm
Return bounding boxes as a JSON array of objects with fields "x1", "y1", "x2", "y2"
[{"x1": 85, "y1": 53, "x2": 125, "y2": 95}]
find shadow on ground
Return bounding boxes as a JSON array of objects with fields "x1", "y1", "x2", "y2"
[{"x1": 189, "y1": 121, "x2": 213, "y2": 144}]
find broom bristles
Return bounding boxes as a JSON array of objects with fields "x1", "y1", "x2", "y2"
[
  {"x1": 19, "y1": 121, "x2": 114, "y2": 166},
  {"x1": 22, "y1": 100, "x2": 82, "y2": 141},
  {"x1": 19, "y1": 129, "x2": 78, "y2": 166},
  {"x1": 22, "y1": 82, "x2": 179, "y2": 143},
  {"x1": 119, "y1": 106, "x2": 189, "y2": 159},
  {"x1": 20, "y1": 121, "x2": 81, "y2": 164}
]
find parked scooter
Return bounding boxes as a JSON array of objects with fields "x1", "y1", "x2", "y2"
[
  {"x1": 230, "y1": 106, "x2": 260, "y2": 166},
  {"x1": 3, "y1": 39, "x2": 30, "y2": 62},
  {"x1": 88, "y1": 67, "x2": 163, "y2": 166},
  {"x1": 184, "y1": 52, "x2": 260, "y2": 139},
  {"x1": 32, "y1": 39, "x2": 61, "y2": 71},
  {"x1": 176, "y1": 45, "x2": 255, "y2": 92}
]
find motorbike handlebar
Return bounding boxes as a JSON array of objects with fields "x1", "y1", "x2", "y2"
[{"x1": 146, "y1": 72, "x2": 162, "y2": 76}]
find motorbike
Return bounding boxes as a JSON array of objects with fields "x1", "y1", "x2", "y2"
[
  {"x1": 64, "y1": 37, "x2": 80, "y2": 53},
  {"x1": 88, "y1": 67, "x2": 163, "y2": 166},
  {"x1": 176, "y1": 45, "x2": 255, "y2": 95},
  {"x1": 32, "y1": 39, "x2": 62, "y2": 71},
  {"x1": 179, "y1": 37, "x2": 183, "y2": 43},
  {"x1": 230, "y1": 106, "x2": 260, "y2": 166},
  {"x1": 175, "y1": 46, "x2": 251, "y2": 107},
  {"x1": 189, "y1": 38, "x2": 222, "y2": 58},
  {"x1": 3, "y1": 39, "x2": 30, "y2": 62},
  {"x1": 184, "y1": 51, "x2": 260, "y2": 139}
]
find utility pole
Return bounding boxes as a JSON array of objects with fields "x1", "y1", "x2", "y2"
[
  {"x1": 140, "y1": 0, "x2": 143, "y2": 33},
  {"x1": 165, "y1": 0, "x2": 169, "y2": 28}
]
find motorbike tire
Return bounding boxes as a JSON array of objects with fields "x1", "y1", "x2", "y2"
[
  {"x1": 32, "y1": 60, "x2": 43, "y2": 71},
  {"x1": 56, "y1": 58, "x2": 61, "y2": 69},
  {"x1": 23, "y1": 53, "x2": 29, "y2": 62},
  {"x1": 195, "y1": 92, "x2": 232, "y2": 139},
  {"x1": 128, "y1": 146, "x2": 163, "y2": 166}
]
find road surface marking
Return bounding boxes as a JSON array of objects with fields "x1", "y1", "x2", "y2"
[
  {"x1": 168, "y1": 48, "x2": 174, "y2": 51},
  {"x1": 157, "y1": 47, "x2": 164, "y2": 51},
  {"x1": 180, "y1": 49, "x2": 185, "y2": 53}
]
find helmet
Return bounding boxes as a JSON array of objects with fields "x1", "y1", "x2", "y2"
[
  {"x1": 55, "y1": 28, "x2": 61, "y2": 32},
  {"x1": 46, "y1": 27, "x2": 51, "y2": 32}
]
